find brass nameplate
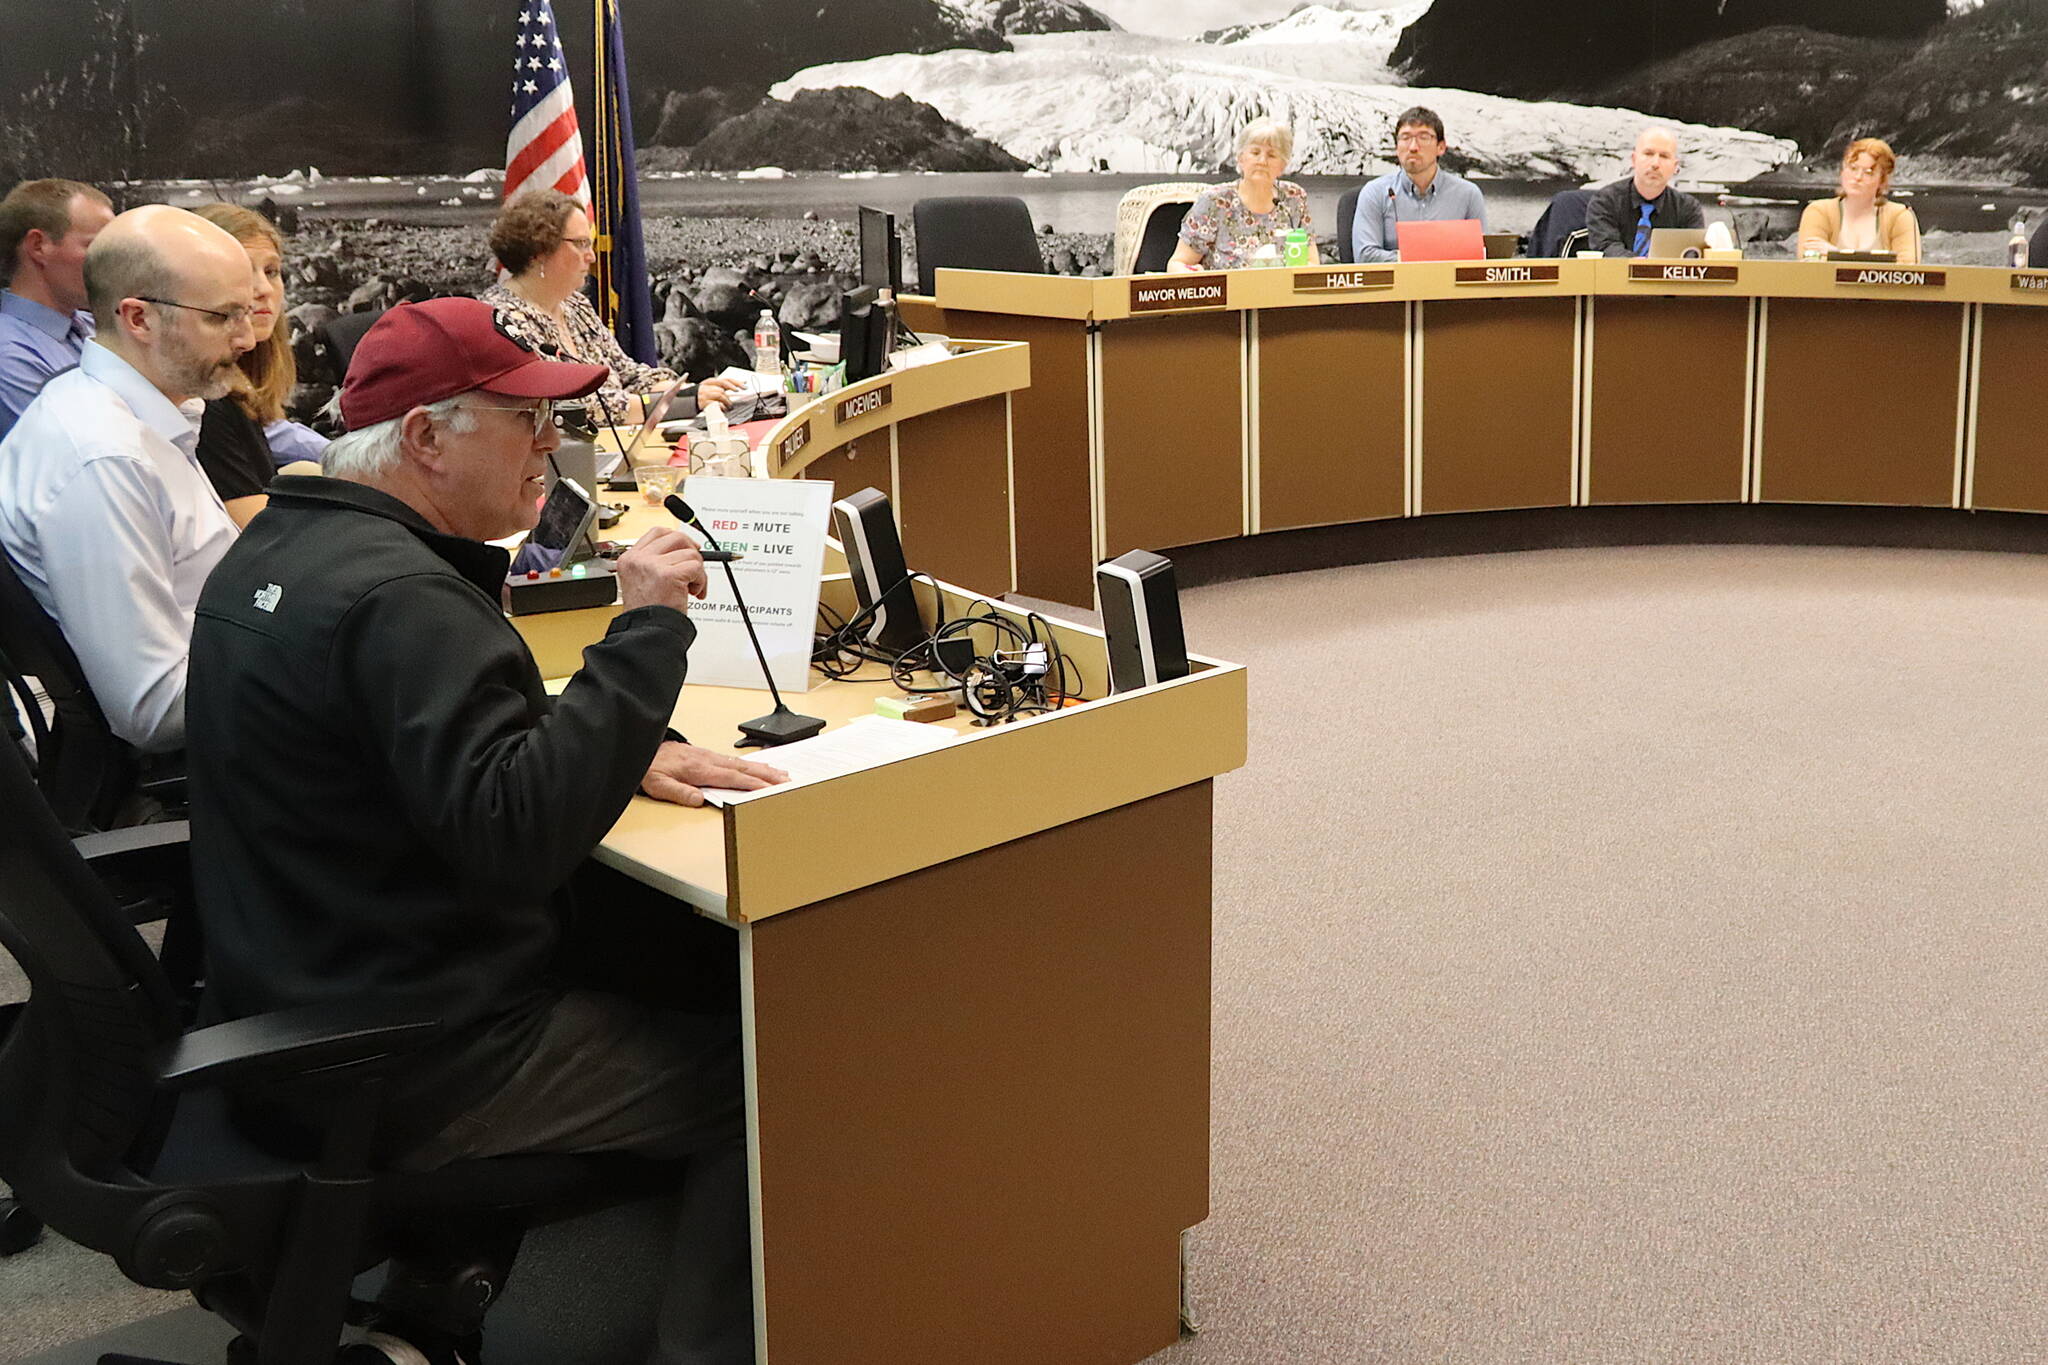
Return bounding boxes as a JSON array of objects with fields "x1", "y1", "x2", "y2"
[
  {"x1": 835, "y1": 384, "x2": 893, "y2": 425},
  {"x1": 1129, "y1": 274, "x2": 1229, "y2": 313},
  {"x1": 776, "y1": 421, "x2": 812, "y2": 463},
  {"x1": 1455, "y1": 265, "x2": 1561, "y2": 285},
  {"x1": 1293, "y1": 268, "x2": 1395, "y2": 294},
  {"x1": 2012, "y1": 272, "x2": 2048, "y2": 294},
  {"x1": 1836, "y1": 267, "x2": 1945, "y2": 288},
  {"x1": 1629, "y1": 263, "x2": 1739, "y2": 284}
]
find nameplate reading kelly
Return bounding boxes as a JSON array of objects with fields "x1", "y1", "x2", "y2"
[
  {"x1": 836, "y1": 385, "x2": 893, "y2": 425},
  {"x1": 1129, "y1": 275, "x2": 1229, "y2": 313},
  {"x1": 776, "y1": 421, "x2": 812, "y2": 463},
  {"x1": 1455, "y1": 265, "x2": 1561, "y2": 286},
  {"x1": 2012, "y1": 272, "x2": 2048, "y2": 293},
  {"x1": 1628, "y1": 263, "x2": 1739, "y2": 284},
  {"x1": 1836, "y1": 267, "x2": 1946, "y2": 288},
  {"x1": 1292, "y1": 268, "x2": 1395, "y2": 294}
]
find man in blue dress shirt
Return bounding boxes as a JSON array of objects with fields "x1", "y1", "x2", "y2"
[
  {"x1": 1351, "y1": 107, "x2": 1490, "y2": 264},
  {"x1": 0, "y1": 179, "x2": 114, "y2": 440}
]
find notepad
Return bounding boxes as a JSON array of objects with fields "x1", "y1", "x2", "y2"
[{"x1": 698, "y1": 715, "x2": 961, "y2": 806}]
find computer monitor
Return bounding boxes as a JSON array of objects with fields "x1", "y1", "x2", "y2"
[
  {"x1": 1096, "y1": 550, "x2": 1190, "y2": 694},
  {"x1": 839, "y1": 286, "x2": 896, "y2": 384},
  {"x1": 1647, "y1": 228, "x2": 1710, "y2": 259},
  {"x1": 831, "y1": 487, "x2": 925, "y2": 655},
  {"x1": 528, "y1": 476, "x2": 602, "y2": 565},
  {"x1": 1396, "y1": 219, "x2": 1486, "y2": 262},
  {"x1": 858, "y1": 206, "x2": 902, "y2": 294}
]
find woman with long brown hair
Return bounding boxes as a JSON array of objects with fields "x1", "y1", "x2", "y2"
[{"x1": 189, "y1": 202, "x2": 324, "y2": 526}]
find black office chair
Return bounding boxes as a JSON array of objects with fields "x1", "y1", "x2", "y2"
[
  {"x1": 912, "y1": 196, "x2": 1046, "y2": 295},
  {"x1": 0, "y1": 549, "x2": 179, "y2": 833},
  {"x1": 2029, "y1": 216, "x2": 2048, "y2": 270},
  {"x1": 1335, "y1": 186, "x2": 1363, "y2": 264},
  {"x1": 0, "y1": 736, "x2": 682, "y2": 1364},
  {"x1": 316, "y1": 307, "x2": 389, "y2": 388},
  {"x1": 1131, "y1": 200, "x2": 1194, "y2": 275},
  {"x1": 1530, "y1": 188, "x2": 1595, "y2": 259}
]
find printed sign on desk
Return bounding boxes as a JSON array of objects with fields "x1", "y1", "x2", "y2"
[{"x1": 677, "y1": 476, "x2": 834, "y2": 694}]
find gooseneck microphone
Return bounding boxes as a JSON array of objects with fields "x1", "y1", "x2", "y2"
[{"x1": 664, "y1": 495, "x2": 825, "y2": 748}]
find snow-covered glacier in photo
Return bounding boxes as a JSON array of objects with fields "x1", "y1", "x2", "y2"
[{"x1": 774, "y1": 4, "x2": 1796, "y2": 184}]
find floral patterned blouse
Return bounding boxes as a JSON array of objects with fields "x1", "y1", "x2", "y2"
[
  {"x1": 1178, "y1": 181, "x2": 1313, "y2": 270},
  {"x1": 479, "y1": 282, "x2": 679, "y2": 420}
]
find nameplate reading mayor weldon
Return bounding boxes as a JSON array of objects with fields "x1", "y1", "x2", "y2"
[
  {"x1": 1130, "y1": 274, "x2": 1229, "y2": 313},
  {"x1": 1455, "y1": 265, "x2": 1561, "y2": 285},
  {"x1": 1293, "y1": 268, "x2": 1394, "y2": 294},
  {"x1": 1835, "y1": 267, "x2": 1946, "y2": 288},
  {"x1": 836, "y1": 385, "x2": 892, "y2": 425}
]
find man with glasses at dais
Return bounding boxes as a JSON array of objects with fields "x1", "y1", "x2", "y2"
[
  {"x1": 1350, "y1": 106, "x2": 1490, "y2": 264},
  {"x1": 0, "y1": 203, "x2": 255, "y2": 758}
]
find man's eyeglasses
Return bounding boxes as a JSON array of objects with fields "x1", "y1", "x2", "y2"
[
  {"x1": 462, "y1": 398, "x2": 555, "y2": 437},
  {"x1": 135, "y1": 297, "x2": 255, "y2": 329}
]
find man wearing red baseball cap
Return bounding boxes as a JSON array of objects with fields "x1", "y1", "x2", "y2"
[{"x1": 185, "y1": 297, "x2": 779, "y2": 1364}]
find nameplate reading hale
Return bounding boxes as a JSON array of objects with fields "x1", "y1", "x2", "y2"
[
  {"x1": 776, "y1": 421, "x2": 812, "y2": 464},
  {"x1": 1836, "y1": 267, "x2": 1946, "y2": 288},
  {"x1": 2012, "y1": 272, "x2": 2048, "y2": 294},
  {"x1": 1455, "y1": 265, "x2": 1561, "y2": 286},
  {"x1": 1293, "y1": 268, "x2": 1395, "y2": 294},
  {"x1": 1129, "y1": 275, "x2": 1229, "y2": 313},
  {"x1": 1628, "y1": 263, "x2": 1739, "y2": 284},
  {"x1": 836, "y1": 385, "x2": 893, "y2": 425}
]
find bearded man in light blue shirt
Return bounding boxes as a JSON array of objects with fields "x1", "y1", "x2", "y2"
[
  {"x1": 0, "y1": 179, "x2": 114, "y2": 440},
  {"x1": 1351, "y1": 107, "x2": 1490, "y2": 265}
]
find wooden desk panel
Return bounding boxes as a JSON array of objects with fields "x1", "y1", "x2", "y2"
[
  {"x1": 1758, "y1": 299, "x2": 1963, "y2": 507},
  {"x1": 1418, "y1": 297, "x2": 1577, "y2": 514},
  {"x1": 1968, "y1": 306, "x2": 2048, "y2": 513},
  {"x1": 1587, "y1": 296, "x2": 1750, "y2": 505},
  {"x1": 1099, "y1": 310, "x2": 1245, "y2": 558},
  {"x1": 749, "y1": 782, "x2": 1211, "y2": 1365},
  {"x1": 1257, "y1": 303, "x2": 1406, "y2": 530},
  {"x1": 895, "y1": 393, "x2": 1014, "y2": 594},
  {"x1": 921, "y1": 310, "x2": 1096, "y2": 606}
]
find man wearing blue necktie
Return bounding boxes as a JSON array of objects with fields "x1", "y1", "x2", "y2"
[
  {"x1": 1585, "y1": 127, "x2": 1705, "y2": 258},
  {"x1": 0, "y1": 179, "x2": 114, "y2": 440}
]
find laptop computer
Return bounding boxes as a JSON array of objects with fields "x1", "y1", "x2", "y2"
[
  {"x1": 1396, "y1": 218, "x2": 1485, "y2": 263},
  {"x1": 1646, "y1": 228, "x2": 1710, "y2": 259},
  {"x1": 1482, "y1": 233, "x2": 1521, "y2": 260}
]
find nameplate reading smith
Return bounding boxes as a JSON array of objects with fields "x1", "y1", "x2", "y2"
[
  {"x1": 1130, "y1": 275, "x2": 1229, "y2": 313},
  {"x1": 1836, "y1": 267, "x2": 1945, "y2": 288},
  {"x1": 777, "y1": 421, "x2": 812, "y2": 463},
  {"x1": 1293, "y1": 268, "x2": 1395, "y2": 294},
  {"x1": 1628, "y1": 264, "x2": 1739, "y2": 284},
  {"x1": 1455, "y1": 265, "x2": 1561, "y2": 286},
  {"x1": 836, "y1": 385, "x2": 893, "y2": 425}
]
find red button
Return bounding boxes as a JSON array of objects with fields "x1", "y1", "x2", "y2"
[{"x1": 527, "y1": 570, "x2": 539, "y2": 580}]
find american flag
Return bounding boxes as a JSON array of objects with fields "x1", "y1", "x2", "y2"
[{"x1": 505, "y1": 1, "x2": 588, "y2": 207}]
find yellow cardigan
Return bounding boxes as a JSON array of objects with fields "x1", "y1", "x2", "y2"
[{"x1": 1796, "y1": 197, "x2": 1922, "y2": 263}]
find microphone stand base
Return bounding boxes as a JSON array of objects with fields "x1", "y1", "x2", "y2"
[{"x1": 736, "y1": 707, "x2": 827, "y2": 749}]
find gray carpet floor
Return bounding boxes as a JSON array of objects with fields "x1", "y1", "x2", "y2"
[{"x1": 9, "y1": 543, "x2": 2048, "y2": 1363}]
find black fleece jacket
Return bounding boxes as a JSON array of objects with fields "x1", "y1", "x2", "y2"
[{"x1": 187, "y1": 475, "x2": 693, "y2": 1138}]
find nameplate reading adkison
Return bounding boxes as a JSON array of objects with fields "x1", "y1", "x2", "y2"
[
  {"x1": 1455, "y1": 265, "x2": 1561, "y2": 286},
  {"x1": 1129, "y1": 275, "x2": 1229, "y2": 313},
  {"x1": 1836, "y1": 267, "x2": 1945, "y2": 288},
  {"x1": 1628, "y1": 263, "x2": 1739, "y2": 284},
  {"x1": 836, "y1": 385, "x2": 893, "y2": 425},
  {"x1": 1293, "y1": 268, "x2": 1395, "y2": 294},
  {"x1": 776, "y1": 421, "x2": 812, "y2": 464}
]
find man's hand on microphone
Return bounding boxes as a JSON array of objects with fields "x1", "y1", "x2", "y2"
[
  {"x1": 616, "y1": 526, "x2": 709, "y2": 614},
  {"x1": 640, "y1": 741, "x2": 789, "y2": 807}
]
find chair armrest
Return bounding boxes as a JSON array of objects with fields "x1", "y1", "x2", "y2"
[
  {"x1": 73, "y1": 820, "x2": 190, "y2": 863},
  {"x1": 153, "y1": 1003, "x2": 444, "y2": 1094}
]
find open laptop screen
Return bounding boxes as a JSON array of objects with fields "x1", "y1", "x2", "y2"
[{"x1": 1396, "y1": 219, "x2": 1485, "y2": 262}]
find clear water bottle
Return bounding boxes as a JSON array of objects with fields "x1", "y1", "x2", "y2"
[
  {"x1": 753, "y1": 310, "x2": 782, "y2": 379},
  {"x1": 2009, "y1": 214, "x2": 2030, "y2": 270}
]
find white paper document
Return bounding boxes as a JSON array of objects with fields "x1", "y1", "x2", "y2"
[{"x1": 699, "y1": 715, "x2": 962, "y2": 806}]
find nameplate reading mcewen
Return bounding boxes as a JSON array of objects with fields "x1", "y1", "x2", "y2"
[
  {"x1": 1455, "y1": 265, "x2": 1561, "y2": 286},
  {"x1": 776, "y1": 421, "x2": 812, "y2": 464},
  {"x1": 1293, "y1": 268, "x2": 1395, "y2": 294},
  {"x1": 1628, "y1": 263, "x2": 1739, "y2": 284},
  {"x1": 1836, "y1": 267, "x2": 1946, "y2": 288},
  {"x1": 1129, "y1": 275, "x2": 1229, "y2": 313},
  {"x1": 836, "y1": 385, "x2": 893, "y2": 425}
]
